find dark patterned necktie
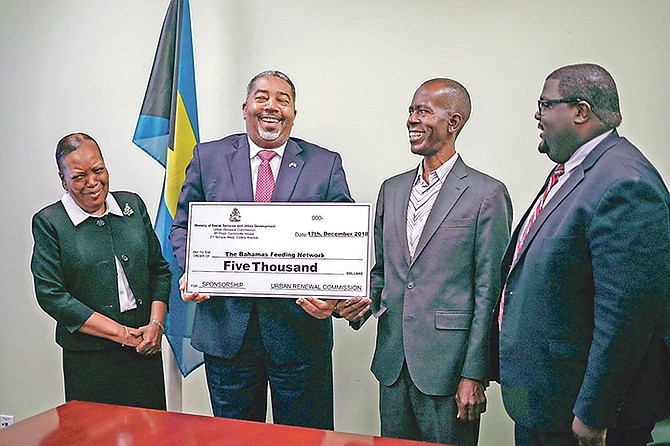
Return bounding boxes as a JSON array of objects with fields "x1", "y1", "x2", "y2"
[{"x1": 499, "y1": 164, "x2": 565, "y2": 328}]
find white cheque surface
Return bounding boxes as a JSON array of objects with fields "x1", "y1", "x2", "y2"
[{"x1": 185, "y1": 202, "x2": 372, "y2": 298}]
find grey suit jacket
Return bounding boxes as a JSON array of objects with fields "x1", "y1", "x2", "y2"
[
  {"x1": 369, "y1": 156, "x2": 512, "y2": 395},
  {"x1": 169, "y1": 134, "x2": 353, "y2": 363}
]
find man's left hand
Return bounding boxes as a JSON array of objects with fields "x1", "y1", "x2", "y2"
[
  {"x1": 296, "y1": 297, "x2": 337, "y2": 319},
  {"x1": 455, "y1": 377, "x2": 486, "y2": 421},
  {"x1": 572, "y1": 416, "x2": 607, "y2": 446}
]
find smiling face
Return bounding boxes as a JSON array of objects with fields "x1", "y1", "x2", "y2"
[
  {"x1": 243, "y1": 75, "x2": 297, "y2": 148},
  {"x1": 535, "y1": 79, "x2": 582, "y2": 164},
  {"x1": 407, "y1": 82, "x2": 455, "y2": 160},
  {"x1": 59, "y1": 140, "x2": 109, "y2": 215}
]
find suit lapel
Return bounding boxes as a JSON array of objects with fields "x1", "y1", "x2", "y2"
[
  {"x1": 504, "y1": 183, "x2": 543, "y2": 273},
  {"x1": 391, "y1": 170, "x2": 416, "y2": 266},
  {"x1": 226, "y1": 136, "x2": 254, "y2": 202},
  {"x1": 411, "y1": 157, "x2": 468, "y2": 265},
  {"x1": 512, "y1": 166, "x2": 585, "y2": 268},
  {"x1": 272, "y1": 139, "x2": 304, "y2": 202}
]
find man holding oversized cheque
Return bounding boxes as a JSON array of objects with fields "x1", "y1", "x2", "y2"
[
  {"x1": 169, "y1": 70, "x2": 353, "y2": 429},
  {"x1": 339, "y1": 79, "x2": 512, "y2": 445}
]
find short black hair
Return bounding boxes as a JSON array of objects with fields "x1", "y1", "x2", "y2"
[
  {"x1": 246, "y1": 70, "x2": 296, "y2": 103},
  {"x1": 547, "y1": 63, "x2": 622, "y2": 129}
]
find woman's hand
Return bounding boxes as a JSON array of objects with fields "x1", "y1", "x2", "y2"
[
  {"x1": 135, "y1": 301, "x2": 167, "y2": 355},
  {"x1": 135, "y1": 321, "x2": 163, "y2": 355},
  {"x1": 121, "y1": 325, "x2": 143, "y2": 348},
  {"x1": 78, "y1": 313, "x2": 143, "y2": 347}
]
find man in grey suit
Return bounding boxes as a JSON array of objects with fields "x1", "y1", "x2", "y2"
[
  {"x1": 495, "y1": 64, "x2": 670, "y2": 446},
  {"x1": 340, "y1": 78, "x2": 512, "y2": 445},
  {"x1": 170, "y1": 70, "x2": 353, "y2": 429}
]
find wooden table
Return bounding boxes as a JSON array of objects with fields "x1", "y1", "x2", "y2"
[{"x1": 0, "y1": 401, "x2": 449, "y2": 445}]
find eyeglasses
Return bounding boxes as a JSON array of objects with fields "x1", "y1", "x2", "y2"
[{"x1": 537, "y1": 98, "x2": 584, "y2": 115}]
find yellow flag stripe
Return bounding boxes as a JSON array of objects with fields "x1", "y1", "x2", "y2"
[{"x1": 165, "y1": 91, "x2": 197, "y2": 217}]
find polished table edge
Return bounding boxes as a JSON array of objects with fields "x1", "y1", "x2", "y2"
[{"x1": 0, "y1": 401, "x2": 449, "y2": 445}]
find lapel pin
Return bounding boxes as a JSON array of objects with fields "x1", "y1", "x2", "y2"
[
  {"x1": 288, "y1": 162, "x2": 297, "y2": 168},
  {"x1": 123, "y1": 203, "x2": 134, "y2": 216}
]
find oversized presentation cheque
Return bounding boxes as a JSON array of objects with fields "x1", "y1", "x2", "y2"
[{"x1": 185, "y1": 202, "x2": 372, "y2": 298}]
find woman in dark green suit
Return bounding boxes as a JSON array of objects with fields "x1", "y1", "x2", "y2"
[{"x1": 31, "y1": 132, "x2": 170, "y2": 410}]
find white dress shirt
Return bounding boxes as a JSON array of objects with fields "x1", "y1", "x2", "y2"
[{"x1": 248, "y1": 136, "x2": 287, "y2": 196}]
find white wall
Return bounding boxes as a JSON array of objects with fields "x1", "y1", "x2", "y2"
[{"x1": 1, "y1": 1, "x2": 668, "y2": 444}]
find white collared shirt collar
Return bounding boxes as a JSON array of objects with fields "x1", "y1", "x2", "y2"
[
  {"x1": 61, "y1": 192, "x2": 124, "y2": 226},
  {"x1": 563, "y1": 129, "x2": 613, "y2": 175},
  {"x1": 247, "y1": 136, "x2": 287, "y2": 161}
]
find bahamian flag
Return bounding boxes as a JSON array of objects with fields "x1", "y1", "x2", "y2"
[{"x1": 133, "y1": 0, "x2": 203, "y2": 376}]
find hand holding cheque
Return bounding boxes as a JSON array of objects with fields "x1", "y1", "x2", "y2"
[{"x1": 335, "y1": 296, "x2": 371, "y2": 321}]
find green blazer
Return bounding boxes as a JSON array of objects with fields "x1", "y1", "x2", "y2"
[{"x1": 31, "y1": 191, "x2": 171, "y2": 351}]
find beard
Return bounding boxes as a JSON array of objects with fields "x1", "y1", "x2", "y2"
[
  {"x1": 257, "y1": 127, "x2": 281, "y2": 142},
  {"x1": 538, "y1": 139, "x2": 573, "y2": 164}
]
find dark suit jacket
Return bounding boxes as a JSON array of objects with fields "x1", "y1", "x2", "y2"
[
  {"x1": 31, "y1": 191, "x2": 171, "y2": 350},
  {"x1": 169, "y1": 134, "x2": 353, "y2": 363},
  {"x1": 497, "y1": 131, "x2": 670, "y2": 431},
  {"x1": 368, "y1": 156, "x2": 512, "y2": 395}
]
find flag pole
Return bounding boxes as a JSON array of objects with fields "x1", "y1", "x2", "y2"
[{"x1": 164, "y1": 337, "x2": 183, "y2": 411}]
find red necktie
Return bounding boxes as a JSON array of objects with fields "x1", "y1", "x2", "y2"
[
  {"x1": 255, "y1": 150, "x2": 277, "y2": 202},
  {"x1": 499, "y1": 164, "x2": 564, "y2": 328}
]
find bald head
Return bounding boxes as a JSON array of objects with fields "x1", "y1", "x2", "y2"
[{"x1": 418, "y1": 78, "x2": 472, "y2": 126}]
